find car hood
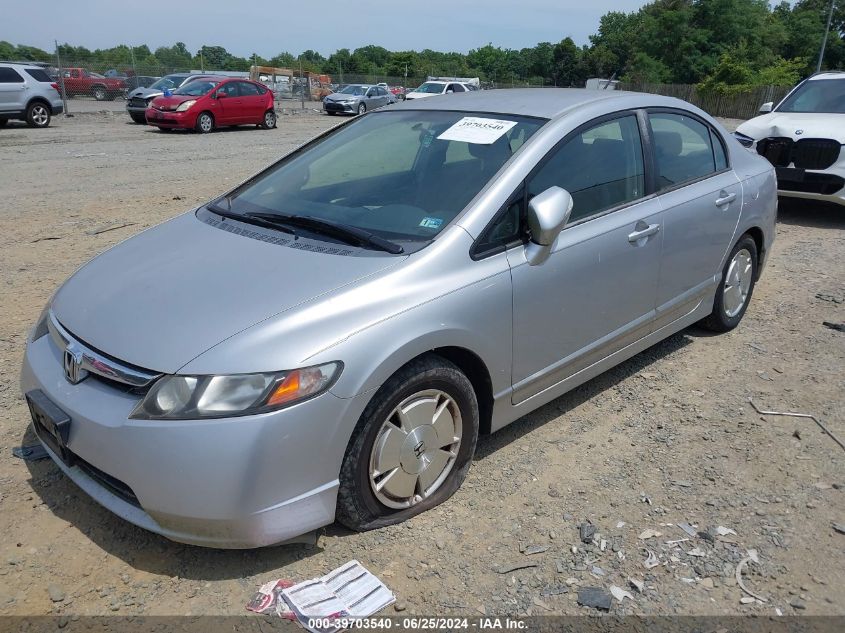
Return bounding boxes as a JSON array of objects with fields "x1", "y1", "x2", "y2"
[
  {"x1": 737, "y1": 112, "x2": 845, "y2": 143},
  {"x1": 324, "y1": 93, "x2": 362, "y2": 102},
  {"x1": 404, "y1": 92, "x2": 436, "y2": 100},
  {"x1": 51, "y1": 211, "x2": 402, "y2": 374},
  {"x1": 149, "y1": 94, "x2": 198, "y2": 109},
  {"x1": 127, "y1": 87, "x2": 164, "y2": 100}
]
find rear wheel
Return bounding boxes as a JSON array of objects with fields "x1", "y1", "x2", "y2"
[
  {"x1": 260, "y1": 109, "x2": 276, "y2": 129},
  {"x1": 700, "y1": 234, "x2": 758, "y2": 332},
  {"x1": 195, "y1": 111, "x2": 214, "y2": 133},
  {"x1": 26, "y1": 102, "x2": 51, "y2": 128},
  {"x1": 337, "y1": 355, "x2": 479, "y2": 531},
  {"x1": 92, "y1": 85, "x2": 108, "y2": 101}
]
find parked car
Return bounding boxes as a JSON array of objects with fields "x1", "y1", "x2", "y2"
[
  {"x1": 323, "y1": 84, "x2": 391, "y2": 115},
  {"x1": 404, "y1": 80, "x2": 471, "y2": 100},
  {"x1": 126, "y1": 73, "x2": 221, "y2": 124},
  {"x1": 376, "y1": 82, "x2": 399, "y2": 104},
  {"x1": 734, "y1": 71, "x2": 845, "y2": 206},
  {"x1": 145, "y1": 77, "x2": 276, "y2": 132},
  {"x1": 21, "y1": 89, "x2": 776, "y2": 548},
  {"x1": 122, "y1": 75, "x2": 159, "y2": 96},
  {"x1": 0, "y1": 63, "x2": 63, "y2": 128},
  {"x1": 58, "y1": 68, "x2": 125, "y2": 100}
]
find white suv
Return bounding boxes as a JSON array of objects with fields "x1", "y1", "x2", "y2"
[
  {"x1": 405, "y1": 80, "x2": 471, "y2": 100},
  {"x1": 0, "y1": 62, "x2": 64, "y2": 128},
  {"x1": 735, "y1": 71, "x2": 845, "y2": 206}
]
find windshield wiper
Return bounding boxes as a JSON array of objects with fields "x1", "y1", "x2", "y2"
[
  {"x1": 246, "y1": 212, "x2": 404, "y2": 255},
  {"x1": 207, "y1": 204, "x2": 295, "y2": 236}
]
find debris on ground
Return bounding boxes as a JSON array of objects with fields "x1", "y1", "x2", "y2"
[
  {"x1": 11, "y1": 444, "x2": 48, "y2": 461},
  {"x1": 736, "y1": 550, "x2": 768, "y2": 603},
  {"x1": 639, "y1": 529, "x2": 662, "y2": 540},
  {"x1": 610, "y1": 585, "x2": 634, "y2": 602},
  {"x1": 749, "y1": 398, "x2": 845, "y2": 452},
  {"x1": 246, "y1": 579, "x2": 296, "y2": 615},
  {"x1": 642, "y1": 550, "x2": 661, "y2": 569},
  {"x1": 832, "y1": 523, "x2": 845, "y2": 535},
  {"x1": 577, "y1": 587, "x2": 612, "y2": 611},
  {"x1": 520, "y1": 544, "x2": 549, "y2": 555},
  {"x1": 677, "y1": 522, "x2": 697, "y2": 537},
  {"x1": 492, "y1": 562, "x2": 539, "y2": 574},
  {"x1": 822, "y1": 321, "x2": 845, "y2": 332},
  {"x1": 715, "y1": 526, "x2": 737, "y2": 537},
  {"x1": 628, "y1": 578, "x2": 645, "y2": 593},
  {"x1": 579, "y1": 522, "x2": 596, "y2": 543}
]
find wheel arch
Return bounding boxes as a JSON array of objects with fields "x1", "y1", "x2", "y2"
[
  {"x1": 742, "y1": 226, "x2": 765, "y2": 279},
  {"x1": 26, "y1": 96, "x2": 52, "y2": 112}
]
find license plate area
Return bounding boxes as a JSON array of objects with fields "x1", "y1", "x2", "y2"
[{"x1": 26, "y1": 390, "x2": 74, "y2": 466}]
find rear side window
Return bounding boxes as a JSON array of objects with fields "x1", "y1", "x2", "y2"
[
  {"x1": 529, "y1": 115, "x2": 645, "y2": 223},
  {"x1": 0, "y1": 67, "x2": 24, "y2": 83},
  {"x1": 237, "y1": 81, "x2": 261, "y2": 96},
  {"x1": 650, "y1": 113, "x2": 716, "y2": 189},
  {"x1": 711, "y1": 129, "x2": 728, "y2": 171},
  {"x1": 24, "y1": 68, "x2": 51, "y2": 82}
]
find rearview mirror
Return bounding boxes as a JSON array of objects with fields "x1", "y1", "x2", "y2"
[
  {"x1": 758, "y1": 101, "x2": 773, "y2": 114},
  {"x1": 525, "y1": 187, "x2": 574, "y2": 265}
]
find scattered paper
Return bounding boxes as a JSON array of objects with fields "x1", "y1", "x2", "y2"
[
  {"x1": 246, "y1": 579, "x2": 295, "y2": 617},
  {"x1": 716, "y1": 526, "x2": 737, "y2": 536}
]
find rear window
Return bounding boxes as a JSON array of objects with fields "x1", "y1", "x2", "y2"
[{"x1": 25, "y1": 68, "x2": 52, "y2": 82}]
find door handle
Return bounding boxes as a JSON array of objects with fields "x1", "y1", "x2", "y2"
[
  {"x1": 628, "y1": 223, "x2": 660, "y2": 243},
  {"x1": 715, "y1": 192, "x2": 736, "y2": 206}
]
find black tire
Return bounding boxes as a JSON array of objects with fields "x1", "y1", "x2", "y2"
[
  {"x1": 260, "y1": 109, "x2": 276, "y2": 129},
  {"x1": 699, "y1": 234, "x2": 758, "y2": 332},
  {"x1": 194, "y1": 111, "x2": 214, "y2": 133},
  {"x1": 336, "y1": 354, "x2": 479, "y2": 532},
  {"x1": 357, "y1": 102, "x2": 366, "y2": 115},
  {"x1": 26, "y1": 101, "x2": 51, "y2": 128},
  {"x1": 92, "y1": 85, "x2": 108, "y2": 101},
  {"x1": 326, "y1": 111, "x2": 336, "y2": 116},
  {"x1": 130, "y1": 113, "x2": 147, "y2": 124},
  {"x1": 0, "y1": 119, "x2": 8, "y2": 127},
  {"x1": 157, "y1": 126, "x2": 171, "y2": 132}
]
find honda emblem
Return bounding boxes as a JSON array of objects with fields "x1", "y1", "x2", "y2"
[{"x1": 63, "y1": 343, "x2": 87, "y2": 384}]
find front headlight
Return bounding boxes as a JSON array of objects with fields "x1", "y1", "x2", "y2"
[
  {"x1": 175, "y1": 99, "x2": 197, "y2": 112},
  {"x1": 130, "y1": 362, "x2": 341, "y2": 420},
  {"x1": 733, "y1": 131, "x2": 755, "y2": 148}
]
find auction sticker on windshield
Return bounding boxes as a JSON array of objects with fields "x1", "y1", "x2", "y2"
[{"x1": 437, "y1": 117, "x2": 518, "y2": 144}]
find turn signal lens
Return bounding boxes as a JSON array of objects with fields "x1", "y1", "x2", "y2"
[{"x1": 267, "y1": 364, "x2": 340, "y2": 407}]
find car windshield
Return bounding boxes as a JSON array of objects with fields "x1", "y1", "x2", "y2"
[
  {"x1": 778, "y1": 79, "x2": 845, "y2": 114},
  {"x1": 339, "y1": 85, "x2": 367, "y2": 96},
  {"x1": 150, "y1": 75, "x2": 186, "y2": 90},
  {"x1": 415, "y1": 83, "x2": 446, "y2": 94},
  {"x1": 173, "y1": 80, "x2": 220, "y2": 96},
  {"x1": 218, "y1": 110, "x2": 545, "y2": 250}
]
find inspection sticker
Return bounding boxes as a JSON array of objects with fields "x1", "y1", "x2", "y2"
[
  {"x1": 437, "y1": 117, "x2": 518, "y2": 144},
  {"x1": 419, "y1": 217, "x2": 443, "y2": 229}
]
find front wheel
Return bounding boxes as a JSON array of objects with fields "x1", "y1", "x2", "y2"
[
  {"x1": 92, "y1": 86, "x2": 108, "y2": 101},
  {"x1": 357, "y1": 102, "x2": 366, "y2": 115},
  {"x1": 336, "y1": 355, "x2": 479, "y2": 531},
  {"x1": 26, "y1": 102, "x2": 51, "y2": 128},
  {"x1": 260, "y1": 109, "x2": 276, "y2": 129},
  {"x1": 699, "y1": 234, "x2": 758, "y2": 332},
  {"x1": 129, "y1": 113, "x2": 146, "y2": 124},
  {"x1": 195, "y1": 111, "x2": 214, "y2": 133}
]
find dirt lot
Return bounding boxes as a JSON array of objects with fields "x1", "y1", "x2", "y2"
[{"x1": 0, "y1": 109, "x2": 843, "y2": 620}]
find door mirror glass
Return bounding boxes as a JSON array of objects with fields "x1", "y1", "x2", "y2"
[
  {"x1": 527, "y1": 186, "x2": 573, "y2": 246},
  {"x1": 759, "y1": 101, "x2": 773, "y2": 114}
]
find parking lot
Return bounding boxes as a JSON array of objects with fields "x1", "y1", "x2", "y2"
[{"x1": 0, "y1": 109, "x2": 843, "y2": 618}]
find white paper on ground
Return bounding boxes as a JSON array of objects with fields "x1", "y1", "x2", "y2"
[{"x1": 437, "y1": 117, "x2": 517, "y2": 144}]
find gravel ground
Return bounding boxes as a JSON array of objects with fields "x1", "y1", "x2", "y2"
[{"x1": 0, "y1": 110, "x2": 843, "y2": 619}]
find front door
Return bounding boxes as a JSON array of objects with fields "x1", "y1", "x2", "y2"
[
  {"x1": 508, "y1": 113, "x2": 663, "y2": 404},
  {"x1": 215, "y1": 81, "x2": 243, "y2": 124},
  {"x1": 647, "y1": 110, "x2": 743, "y2": 330}
]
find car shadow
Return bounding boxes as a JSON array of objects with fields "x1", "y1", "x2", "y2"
[
  {"x1": 777, "y1": 198, "x2": 845, "y2": 229},
  {"x1": 20, "y1": 425, "x2": 322, "y2": 580},
  {"x1": 21, "y1": 329, "x2": 693, "y2": 572},
  {"x1": 141, "y1": 125, "x2": 268, "y2": 135}
]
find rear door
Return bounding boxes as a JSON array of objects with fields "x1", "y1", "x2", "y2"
[
  {"x1": 0, "y1": 67, "x2": 26, "y2": 113},
  {"x1": 507, "y1": 112, "x2": 663, "y2": 403},
  {"x1": 647, "y1": 110, "x2": 742, "y2": 330},
  {"x1": 235, "y1": 81, "x2": 265, "y2": 121}
]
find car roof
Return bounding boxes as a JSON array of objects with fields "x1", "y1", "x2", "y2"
[
  {"x1": 0, "y1": 61, "x2": 46, "y2": 70},
  {"x1": 808, "y1": 71, "x2": 845, "y2": 81},
  {"x1": 391, "y1": 87, "x2": 701, "y2": 120}
]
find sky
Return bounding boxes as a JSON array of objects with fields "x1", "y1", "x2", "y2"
[{"x1": 4, "y1": 0, "x2": 650, "y2": 57}]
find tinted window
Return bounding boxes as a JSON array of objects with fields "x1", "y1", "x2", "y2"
[
  {"x1": 237, "y1": 81, "x2": 261, "y2": 96},
  {"x1": 474, "y1": 195, "x2": 523, "y2": 255},
  {"x1": 650, "y1": 113, "x2": 716, "y2": 189},
  {"x1": 711, "y1": 129, "x2": 728, "y2": 171},
  {"x1": 0, "y1": 67, "x2": 24, "y2": 83},
  {"x1": 529, "y1": 115, "x2": 645, "y2": 223},
  {"x1": 450, "y1": 84, "x2": 466, "y2": 92},
  {"x1": 778, "y1": 79, "x2": 845, "y2": 113},
  {"x1": 24, "y1": 68, "x2": 51, "y2": 82}
]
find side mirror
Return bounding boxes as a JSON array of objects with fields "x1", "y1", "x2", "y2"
[
  {"x1": 525, "y1": 186, "x2": 574, "y2": 265},
  {"x1": 758, "y1": 101, "x2": 773, "y2": 114}
]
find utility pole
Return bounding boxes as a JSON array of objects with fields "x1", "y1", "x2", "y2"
[
  {"x1": 817, "y1": 0, "x2": 835, "y2": 73},
  {"x1": 54, "y1": 40, "x2": 70, "y2": 116},
  {"x1": 199, "y1": 50, "x2": 204, "y2": 72},
  {"x1": 300, "y1": 56, "x2": 305, "y2": 110}
]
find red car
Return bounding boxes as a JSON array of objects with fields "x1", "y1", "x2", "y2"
[{"x1": 145, "y1": 77, "x2": 276, "y2": 133}]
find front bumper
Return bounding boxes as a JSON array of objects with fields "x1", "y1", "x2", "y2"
[
  {"x1": 145, "y1": 108, "x2": 195, "y2": 129},
  {"x1": 774, "y1": 166, "x2": 845, "y2": 205},
  {"x1": 20, "y1": 332, "x2": 369, "y2": 548},
  {"x1": 323, "y1": 101, "x2": 355, "y2": 113}
]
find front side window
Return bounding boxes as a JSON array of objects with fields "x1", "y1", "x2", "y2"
[
  {"x1": 777, "y1": 79, "x2": 845, "y2": 114},
  {"x1": 150, "y1": 75, "x2": 184, "y2": 90},
  {"x1": 415, "y1": 82, "x2": 446, "y2": 94},
  {"x1": 220, "y1": 110, "x2": 545, "y2": 250},
  {"x1": 339, "y1": 85, "x2": 366, "y2": 96},
  {"x1": 529, "y1": 115, "x2": 645, "y2": 223},
  {"x1": 650, "y1": 112, "x2": 716, "y2": 189}
]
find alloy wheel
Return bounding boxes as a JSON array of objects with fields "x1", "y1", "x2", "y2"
[
  {"x1": 723, "y1": 248, "x2": 753, "y2": 318},
  {"x1": 30, "y1": 105, "x2": 49, "y2": 127},
  {"x1": 369, "y1": 389, "x2": 462, "y2": 509}
]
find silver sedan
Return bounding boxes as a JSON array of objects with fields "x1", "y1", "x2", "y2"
[
  {"x1": 21, "y1": 89, "x2": 776, "y2": 547},
  {"x1": 323, "y1": 84, "x2": 391, "y2": 115}
]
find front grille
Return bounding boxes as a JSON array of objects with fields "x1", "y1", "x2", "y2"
[
  {"x1": 757, "y1": 137, "x2": 842, "y2": 169},
  {"x1": 128, "y1": 98, "x2": 146, "y2": 108},
  {"x1": 74, "y1": 453, "x2": 141, "y2": 507},
  {"x1": 776, "y1": 168, "x2": 845, "y2": 194}
]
